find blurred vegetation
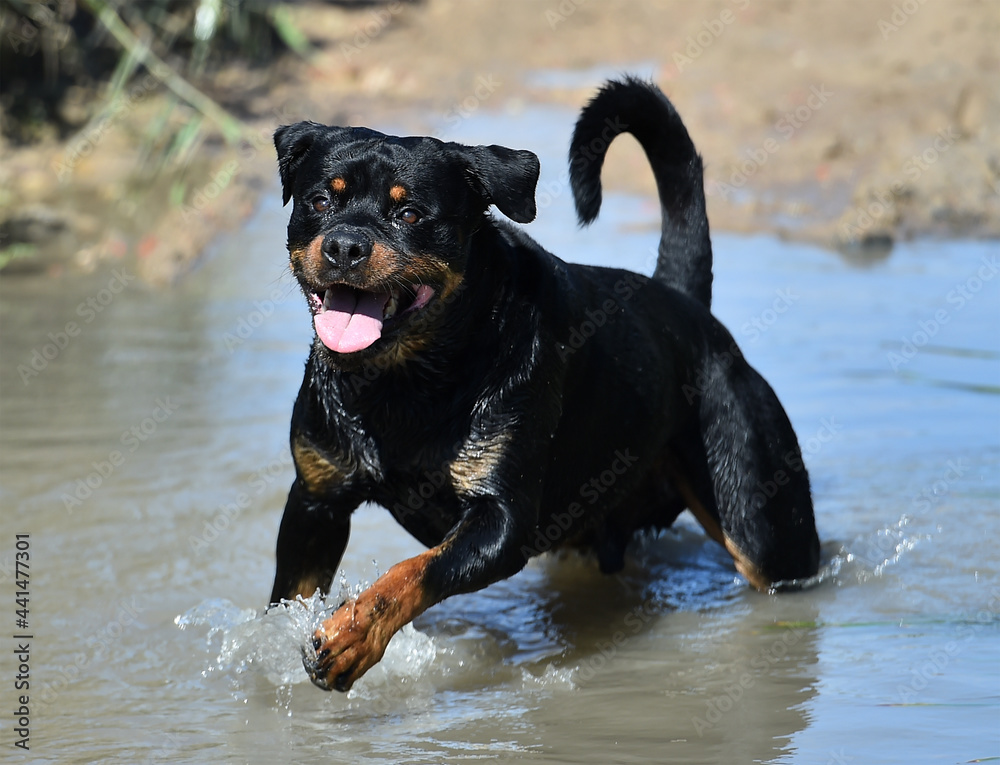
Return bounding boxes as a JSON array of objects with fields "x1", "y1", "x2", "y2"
[
  {"x1": 0, "y1": 0, "x2": 319, "y2": 273},
  {"x1": 0, "y1": 0, "x2": 311, "y2": 162}
]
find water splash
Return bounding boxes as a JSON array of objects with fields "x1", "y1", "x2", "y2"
[
  {"x1": 175, "y1": 593, "x2": 323, "y2": 687},
  {"x1": 805, "y1": 514, "x2": 930, "y2": 589},
  {"x1": 175, "y1": 579, "x2": 445, "y2": 706},
  {"x1": 520, "y1": 663, "x2": 577, "y2": 691}
]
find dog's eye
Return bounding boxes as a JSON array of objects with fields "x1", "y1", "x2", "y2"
[
  {"x1": 312, "y1": 196, "x2": 331, "y2": 212},
  {"x1": 399, "y1": 208, "x2": 421, "y2": 225}
]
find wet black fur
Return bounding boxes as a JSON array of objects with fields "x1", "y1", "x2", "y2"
[{"x1": 269, "y1": 77, "x2": 820, "y2": 616}]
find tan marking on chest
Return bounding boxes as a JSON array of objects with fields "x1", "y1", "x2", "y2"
[
  {"x1": 448, "y1": 431, "x2": 511, "y2": 495},
  {"x1": 292, "y1": 436, "x2": 346, "y2": 494}
]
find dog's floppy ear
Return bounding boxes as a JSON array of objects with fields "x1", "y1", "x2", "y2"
[
  {"x1": 456, "y1": 144, "x2": 540, "y2": 223},
  {"x1": 274, "y1": 121, "x2": 326, "y2": 205}
]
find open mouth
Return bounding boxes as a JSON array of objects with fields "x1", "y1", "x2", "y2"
[{"x1": 306, "y1": 282, "x2": 435, "y2": 354}]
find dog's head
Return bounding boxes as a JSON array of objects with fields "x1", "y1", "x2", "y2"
[{"x1": 274, "y1": 121, "x2": 539, "y2": 364}]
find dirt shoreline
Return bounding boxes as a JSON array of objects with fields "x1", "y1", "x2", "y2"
[{"x1": 2, "y1": 0, "x2": 997, "y2": 284}]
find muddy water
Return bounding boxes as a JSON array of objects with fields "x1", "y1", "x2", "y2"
[{"x1": 2, "y1": 107, "x2": 998, "y2": 764}]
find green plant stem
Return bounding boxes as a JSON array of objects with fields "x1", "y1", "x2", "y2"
[{"x1": 80, "y1": 0, "x2": 245, "y2": 144}]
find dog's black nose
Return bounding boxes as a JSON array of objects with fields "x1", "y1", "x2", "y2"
[{"x1": 322, "y1": 228, "x2": 373, "y2": 269}]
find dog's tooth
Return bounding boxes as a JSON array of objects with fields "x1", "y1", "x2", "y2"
[
  {"x1": 384, "y1": 291, "x2": 399, "y2": 320},
  {"x1": 322, "y1": 287, "x2": 334, "y2": 310}
]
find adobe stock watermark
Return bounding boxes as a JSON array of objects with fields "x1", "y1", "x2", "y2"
[
  {"x1": 519, "y1": 113, "x2": 627, "y2": 222},
  {"x1": 520, "y1": 448, "x2": 639, "y2": 558},
  {"x1": 180, "y1": 104, "x2": 302, "y2": 225},
  {"x1": 61, "y1": 397, "x2": 181, "y2": 514},
  {"x1": 691, "y1": 623, "x2": 809, "y2": 735},
  {"x1": 339, "y1": 1, "x2": 406, "y2": 61},
  {"x1": 570, "y1": 115, "x2": 628, "y2": 171},
  {"x1": 886, "y1": 253, "x2": 997, "y2": 372},
  {"x1": 555, "y1": 273, "x2": 650, "y2": 361},
  {"x1": 390, "y1": 443, "x2": 641, "y2": 546},
  {"x1": 670, "y1": 0, "x2": 751, "y2": 73},
  {"x1": 796, "y1": 416, "x2": 843, "y2": 458},
  {"x1": 573, "y1": 596, "x2": 661, "y2": 682},
  {"x1": 391, "y1": 469, "x2": 448, "y2": 521},
  {"x1": 911, "y1": 458, "x2": 970, "y2": 514},
  {"x1": 680, "y1": 340, "x2": 746, "y2": 404},
  {"x1": 221, "y1": 286, "x2": 293, "y2": 354},
  {"x1": 682, "y1": 343, "x2": 843, "y2": 484},
  {"x1": 854, "y1": 458, "x2": 971, "y2": 569},
  {"x1": 744, "y1": 417, "x2": 841, "y2": 513},
  {"x1": 53, "y1": 68, "x2": 166, "y2": 182},
  {"x1": 189, "y1": 448, "x2": 294, "y2": 552},
  {"x1": 840, "y1": 126, "x2": 960, "y2": 244},
  {"x1": 17, "y1": 268, "x2": 136, "y2": 386},
  {"x1": 824, "y1": 751, "x2": 856, "y2": 765},
  {"x1": 240, "y1": 104, "x2": 301, "y2": 162},
  {"x1": 339, "y1": 281, "x2": 470, "y2": 395},
  {"x1": 707, "y1": 84, "x2": 833, "y2": 200},
  {"x1": 525, "y1": 113, "x2": 630, "y2": 218},
  {"x1": 441, "y1": 75, "x2": 502, "y2": 132},
  {"x1": 877, "y1": 0, "x2": 929, "y2": 40},
  {"x1": 740, "y1": 287, "x2": 799, "y2": 344},
  {"x1": 391, "y1": 445, "x2": 464, "y2": 524},
  {"x1": 34, "y1": 596, "x2": 147, "y2": 712},
  {"x1": 3, "y1": 0, "x2": 73, "y2": 56},
  {"x1": 0, "y1": 554, "x2": 17, "y2": 585},
  {"x1": 893, "y1": 587, "x2": 1000, "y2": 705},
  {"x1": 545, "y1": 0, "x2": 590, "y2": 30},
  {"x1": 178, "y1": 159, "x2": 243, "y2": 223}
]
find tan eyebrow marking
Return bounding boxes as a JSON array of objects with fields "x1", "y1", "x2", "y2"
[
  {"x1": 389, "y1": 184, "x2": 407, "y2": 202},
  {"x1": 331, "y1": 177, "x2": 347, "y2": 193}
]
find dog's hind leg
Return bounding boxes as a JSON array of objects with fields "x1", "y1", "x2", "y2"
[{"x1": 670, "y1": 364, "x2": 821, "y2": 589}]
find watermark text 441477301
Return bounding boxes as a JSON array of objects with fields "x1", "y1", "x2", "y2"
[{"x1": 16, "y1": 268, "x2": 135, "y2": 386}]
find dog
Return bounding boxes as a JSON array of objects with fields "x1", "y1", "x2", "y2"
[{"x1": 269, "y1": 77, "x2": 820, "y2": 692}]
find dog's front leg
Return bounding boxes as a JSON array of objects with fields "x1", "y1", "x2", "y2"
[
  {"x1": 269, "y1": 479, "x2": 360, "y2": 605},
  {"x1": 305, "y1": 498, "x2": 534, "y2": 691}
]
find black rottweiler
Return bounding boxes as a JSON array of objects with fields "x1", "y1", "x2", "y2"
[{"x1": 270, "y1": 77, "x2": 820, "y2": 692}]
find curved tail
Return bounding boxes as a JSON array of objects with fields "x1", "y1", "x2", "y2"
[{"x1": 569, "y1": 77, "x2": 713, "y2": 307}]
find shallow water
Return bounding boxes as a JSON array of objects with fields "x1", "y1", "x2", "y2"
[{"x1": 1, "y1": 107, "x2": 998, "y2": 764}]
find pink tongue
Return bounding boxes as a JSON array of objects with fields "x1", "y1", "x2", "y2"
[{"x1": 314, "y1": 287, "x2": 389, "y2": 354}]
